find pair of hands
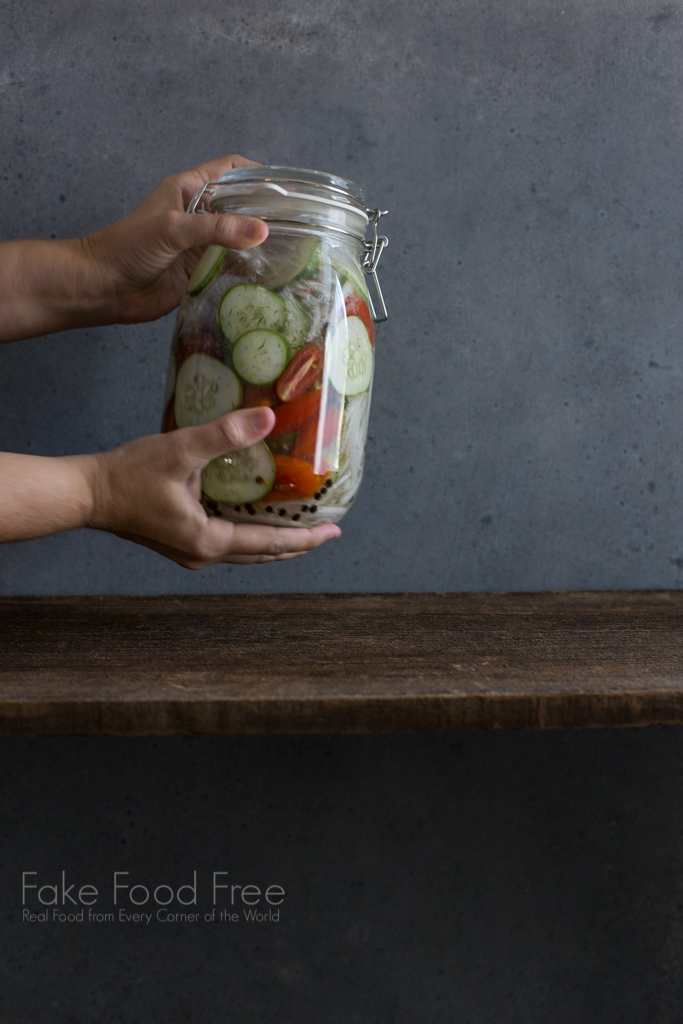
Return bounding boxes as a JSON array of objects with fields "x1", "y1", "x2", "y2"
[{"x1": 0, "y1": 156, "x2": 340, "y2": 567}]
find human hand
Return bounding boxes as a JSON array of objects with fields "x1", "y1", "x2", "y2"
[
  {"x1": 81, "y1": 154, "x2": 269, "y2": 326},
  {"x1": 0, "y1": 155, "x2": 269, "y2": 344},
  {"x1": 85, "y1": 406, "x2": 341, "y2": 568}
]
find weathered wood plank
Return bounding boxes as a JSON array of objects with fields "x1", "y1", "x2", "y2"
[{"x1": 1, "y1": 592, "x2": 681, "y2": 735}]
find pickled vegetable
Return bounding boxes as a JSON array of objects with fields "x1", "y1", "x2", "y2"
[
  {"x1": 174, "y1": 354, "x2": 242, "y2": 428},
  {"x1": 164, "y1": 227, "x2": 377, "y2": 527}
]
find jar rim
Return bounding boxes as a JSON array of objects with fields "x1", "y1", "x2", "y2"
[{"x1": 214, "y1": 165, "x2": 366, "y2": 212}]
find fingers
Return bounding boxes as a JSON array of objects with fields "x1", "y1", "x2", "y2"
[
  {"x1": 224, "y1": 550, "x2": 309, "y2": 565},
  {"x1": 174, "y1": 407, "x2": 276, "y2": 468},
  {"x1": 125, "y1": 155, "x2": 263, "y2": 225},
  {"x1": 176, "y1": 154, "x2": 261, "y2": 208},
  {"x1": 162, "y1": 208, "x2": 268, "y2": 255},
  {"x1": 205, "y1": 521, "x2": 342, "y2": 560},
  {"x1": 115, "y1": 522, "x2": 339, "y2": 569}
]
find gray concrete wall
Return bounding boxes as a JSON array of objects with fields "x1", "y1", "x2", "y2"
[{"x1": 2, "y1": 0, "x2": 683, "y2": 594}]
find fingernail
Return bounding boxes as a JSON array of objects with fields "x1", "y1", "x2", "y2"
[
  {"x1": 244, "y1": 406, "x2": 272, "y2": 430},
  {"x1": 244, "y1": 220, "x2": 266, "y2": 240}
]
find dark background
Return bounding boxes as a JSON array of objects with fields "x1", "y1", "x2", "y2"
[
  {"x1": 2, "y1": 1, "x2": 683, "y2": 1020},
  {"x1": 4, "y1": 730, "x2": 683, "y2": 1024}
]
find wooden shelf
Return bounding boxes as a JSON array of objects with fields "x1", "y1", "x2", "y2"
[{"x1": 1, "y1": 592, "x2": 682, "y2": 736}]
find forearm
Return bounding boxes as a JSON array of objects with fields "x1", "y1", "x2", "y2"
[
  {"x1": 0, "y1": 158, "x2": 268, "y2": 343},
  {"x1": 0, "y1": 452, "x2": 96, "y2": 541},
  {"x1": 0, "y1": 239, "x2": 108, "y2": 343}
]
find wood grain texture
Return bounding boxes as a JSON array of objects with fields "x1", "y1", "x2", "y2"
[{"x1": 1, "y1": 592, "x2": 682, "y2": 736}]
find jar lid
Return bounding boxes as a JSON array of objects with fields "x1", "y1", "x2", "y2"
[
  {"x1": 218, "y1": 165, "x2": 365, "y2": 207},
  {"x1": 206, "y1": 165, "x2": 369, "y2": 236}
]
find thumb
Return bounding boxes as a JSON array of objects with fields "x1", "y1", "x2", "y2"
[
  {"x1": 176, "y1": 406, "x2": 275, "y2": 468},
  {"x1": 164, "y1": 209, "x2": 268, "y2": 254}
]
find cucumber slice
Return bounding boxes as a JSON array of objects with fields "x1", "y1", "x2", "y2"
[
  {"x1": 341, "y1": 275, "x2": 371, "y2": 304},
  {"x1": 218, "y1": 283, "x2": 286, "y2": 343},
  {"x1": 174, "y1": 353, "x2": 242, "y2": 427},
  {"x1": 232, "y1": 329, "x2": 290, "y2": 386},
  {"x1": 333, "y1": 260, "x2": 370, "y2": 302},
  {"x1": 187, "y1": 245, "x2": 226, "y2": 296},
  {"x1": 202, "y1": 441, "x2": 276, "y2": 504},
  {"x1": 282, "y1": 298, "x2": 309, "y2": 353},
  {"x1": 260, "y1": 235, "x2": 321, "y2": 290},
  {"x1": 326, "y1": 315, "x2": 374, "y2": 397}
]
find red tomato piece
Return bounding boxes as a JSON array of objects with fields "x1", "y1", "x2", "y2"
[
  {"x1": 271, "y1": 389, "x2": 322, "y2": 436},
  {"x1": 266, "y1": 456, "x2": 327, "y2": 500},
  {"x1": 344, "y1": 293, "x2": 375, "y2": 346},
  {"x1": 276, "y1": 345, "x2": 323, "y2": 402},
  {"x1": 292, "y1": 406, "x2": 342, "y2": 462}
]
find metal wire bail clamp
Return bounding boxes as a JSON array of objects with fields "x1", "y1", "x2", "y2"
[
  {"x1": 362, "y1": 209, "x2": 389, "y2": 323},
  {"x1": 186, "y1": 182, "x2": 219, "y2": 214}
]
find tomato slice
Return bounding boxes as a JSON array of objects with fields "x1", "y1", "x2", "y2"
[
  {"x1": 265, "y1": 456, "x2": 327, "y2": 500},
  {"x1": 276, "y1": 345, "x2": 323, "y2": 402},
  {"x1": 271, "y1": 389, "x2": 322, "y2": 436},
  {"x1": 292, "y1": 406, "x2": 342, "y2": 461},
  {"x1": 344, "y1": 293, "x2": 374, "y2": 346}
]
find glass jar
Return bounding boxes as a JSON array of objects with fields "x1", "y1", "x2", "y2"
[{"x1": 161, "y1": 166, "x2": 388, "y2": 527}]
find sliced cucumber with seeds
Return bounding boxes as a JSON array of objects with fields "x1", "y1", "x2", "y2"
[
  {"x1": 260, "y1": 235, "x2": 321, "y2": 290},
  {"x1": 282, "y1": 298, "x2": 309, "y2": 353},
  {"x1": 174, "y1": 353, "x2": 242, "y2": 427},
  {"x1": 326, "y1": 315, "x2": 374, "y2": 397},
  {"x1": 187, "y1": 245, "x2": 226, "y2": 296},
  {"x1": 202, "y1": 442, "x2": 276, "y2": 504},
  {"x1": 232, "y1": 329, "x2": 290, "y2": 386},
  {"x1": 218, "y1": 283, "x2": 286, "y2": 343}
]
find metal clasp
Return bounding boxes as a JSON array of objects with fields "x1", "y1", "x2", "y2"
[
  {"x1": 362, "y1": 208, "x2": 389, "y2": 322},
  {"x1": 186, "y1": 182, "x2": 221, "y2": 214}
]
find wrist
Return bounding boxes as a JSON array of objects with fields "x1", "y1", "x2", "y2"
[
  {"x1": 78, "y1": 451, "x2": 113, "y2": 533},
  {"x1": 0, "y1": 238, "x2": 112, "y2": 343},
  {"x1": 0, "y1": 452, "x2": 97, "y2": 542},
  {"x1": 76, "y1": 232, "x2": 124, "y2": 327},
  {"x1": 45, "y1": 237, "x2": 115, "y2": 331}
]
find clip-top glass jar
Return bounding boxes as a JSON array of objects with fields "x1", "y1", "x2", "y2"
[{"x1": 161, "y1": 166, "x2": 388, "y2": 527}]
